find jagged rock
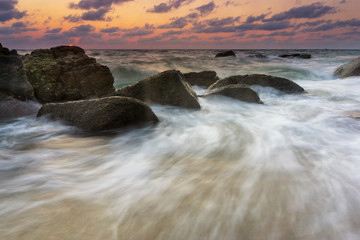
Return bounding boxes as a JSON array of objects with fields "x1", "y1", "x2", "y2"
[
  {"x1": 334, "y1": 57, "x2": 360, "y2": 78},
  {"x1": 204, "y1": 84, "x2": 263, "y2": 104},
  {"x1": 23, "y1": 45, "x2": 115, "y2": 103},
  {"x1": 115, "y1": 70, "x2": 200, "y2": 109},
  {"x1": 215, "y1": 50, "x2": 236, "y2": 58},
  {"x1": 207, "y1": 74, "x2": 305, "y2": 93},
  {"x1": 278, "y1": 53, "x2": 311, "y2": 59},
  {"x1": 37, "y1": 96, "x2": 159, "y2": 131},
  {"x1": 183, "y1": 71, "x2": 219, "y2": 87},
  {"x1": 0, "y1": 43, "x2": 34, "y2": 100}
]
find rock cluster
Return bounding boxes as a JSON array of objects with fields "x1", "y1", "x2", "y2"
[{"x1": 1, "y1": 43, "x2": 311, "y2": 132}]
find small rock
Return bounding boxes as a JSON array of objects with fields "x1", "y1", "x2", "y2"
[
  {"x1": 215, "y1": 50, "x2": 236, "y2": 58},
  {"x1": 183, "y1": 71, "x2": 219, "y2": 87},
  {"x1": 278, "y1": 53, "x2": 311, "y2": 59},
  {"x1": 37, "y1": 96, "x2": 159, "y2": 131},
  {"x1": 247, "y1": 54, "x2": 267, "y2": 59},
  {"x1": 204, "y1": 84, "x2": 263, "y2": 104},
  {"x1": 0, "y1": 96, "x2": 42, "y2": 120},
  {"x1": 334, "y1": 57, "x2": 360, "y2": 78},
  {"x1": 207, "y1": 74, "x2": 305, "y2": 93},
  {"x1": 115, "y1": 70, "x2": 200, "y2": 109}
]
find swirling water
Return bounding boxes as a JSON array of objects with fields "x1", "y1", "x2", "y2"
[{"x1": 1, "y1": 49, "x2": 360, "y2": 240}]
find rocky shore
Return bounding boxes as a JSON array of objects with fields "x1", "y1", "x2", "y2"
[{"x1": 1, "y1": 43, "x2": 359, "y2": 131}]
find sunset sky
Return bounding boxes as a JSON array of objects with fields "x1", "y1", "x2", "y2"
[{"x1": 1, "y1": 0, "x2": 359, "y2": 49}]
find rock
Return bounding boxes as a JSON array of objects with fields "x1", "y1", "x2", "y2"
[
  {"x1": 0, "y1": 94, "x2": 42, "y2": 120},
  {"x1": 215, "y1": 50, "x2": 236, "y2": 58},
  {"x1": 23, "y1": 45, "x2": 115, "y2": 103},
  {"x1": 115, "y1": 70, "x2": 200, "y2": 109},
  {"x1": 204, "y1": 84, "x2": 263, "y2": 104},
  {"x1": 278, "y1": 53, "x2": 311, "y2": 59},
  {"x1": 37, "y1": 96, "x2": 159, "y2": 131},
  {"x1": 334, "y1": 57, "x2": 360, "y2": 78},
  {"x1": 247, "y1": 53, "x2": 267, "y2": 59},
  {"x1": 0, "y1": 44, "x2": 34, "y2": 100},
  {"x1": 183, "y1": 71, "x2": 219, "y2": 87},
  {"x1": 207, "y1": 74, "x2": 305, "y2": 93}
]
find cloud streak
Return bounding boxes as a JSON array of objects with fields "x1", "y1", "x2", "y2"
[
  {"x1": 147, "y1": 0, "x2": 194, "y2": 13},
  {"x1": 264, "y1": 2, "x2": 336, "y2": 22}
]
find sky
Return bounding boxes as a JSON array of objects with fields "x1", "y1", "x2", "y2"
[{"x1": 0, "y1": 0, "x2": 359, "y2": 49}]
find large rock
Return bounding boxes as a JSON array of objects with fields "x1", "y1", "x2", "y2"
[
  {"x1": 334, "y1": 57, "x2": 360, "y2": 78},
  {"x1": 0, "y1": 43, "x2": 33, "y2": 100},
  {"x1": 115, "y1": 70, "x2": 200, "y2": 109},
  {"x1": 207, "y1": 74, "x2": 305, "y2": 93},
  {"x1": 23, "y1": 45, "x2": 115, "y2": 103},
  {"x1": 278, "y1": 53, "x2": 311, "y2": 59},
  {"x1": 204, "y1": 84, "x2": 263, "y2": 104},
  {"x1": 183, "y1": 71, "x2": 219, "y2": 87},
  {"x1": 37, "y1": 96, "x2": 159, "y2": 131},
  {"x1": 215, "y1": 50, "x2": 236, "y2": 58}
]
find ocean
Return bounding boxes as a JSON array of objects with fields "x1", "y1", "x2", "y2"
[{"x1": 1, "y1": 49, "x2": 360, "y2": 240}]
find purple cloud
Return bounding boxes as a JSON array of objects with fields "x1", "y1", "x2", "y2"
[
  {"x1": 196, "y1": 1, "x2": 216, "y2": 16},
  {"x1": 100, "y1": 27, "x2": 120, "y2": 33},
  {"x1": 81, "y1": 7, "x2": 109, "y2": 21},
  {"x1": 264, "y1": 2, "x2": 336, "y2": 22},
  {"x1": 63, "y1": 24, "x2": 96, "y2": 37},
  {"x1": 246, "y1": 14, "x2": 269, "y2": 23},
  {"x1": 45, "y1": 28, "x2": 63, "y2": 34},
  {"x1": 64, "y1": 14, "x2": 81, "y2": 22},
  {"x1": 122, "y1": 24, "x2": 155, "y2": 38},
  {"x1": 69, "y1": 0, "x2": 133, "y2": 10},
  {"x1": 147, "y1": 0, "x2": 194, "y2": 13},
  {"x1": 0, "y1": 0, "x2": 26, "y2": 22}
]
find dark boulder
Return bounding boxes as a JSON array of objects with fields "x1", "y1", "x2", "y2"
[
  {"x1": 115, "y1": 70, "x2": 200, "y2": 109},
  {"x1": 334, "y1": 57, "x2": 360, "y2": 78},
  {"x1": 215, "y1": 50, "x2": 236, "y2": 58},
  {"x1": 23, "y1": 45, "x2": 115, "y2": 103},
  {"x1": 278, "y1": 53, "x2": 311, "y2": 59},
  {"x1": 207, "y1": 74, "x2": 305, "y2": 93},
  {"x1": 204, "y1": 84, "x2": 263, "y2": 104},
  {"x1": 0, "y1": 43, "x2": 34, "y2": 100},
  {"x1": 37, "y1": 96, "x2": 159, "y2": 131},
  {"x1": 183, "y1": 71, "x2": 219, "y2": 87}
]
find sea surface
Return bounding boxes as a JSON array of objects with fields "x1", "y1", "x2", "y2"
[{"x1": 1, "y1": 49, "x2": 360, "y2": 240}]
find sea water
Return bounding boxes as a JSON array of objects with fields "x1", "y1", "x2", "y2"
[{"x1": 1, "y1": 49, "x2": 360, "y2": 240}]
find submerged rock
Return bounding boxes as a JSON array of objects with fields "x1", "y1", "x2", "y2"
[
  {"x1": 183, "y1": 71, "x2": 219, "y2": 87},
  {"x1": 247, "y1": 53, "x2": 267, "y2": 59},
  {"x1": 278, "y1": 53, "x2": 311, "y2": 59},
  {"x1": 0, "y1": 43, "x2": 33, "y2": 100},
  {"x1": 334, "y1": 57, "x2": 360, "y2": 78},
  {"x1": 115, "y1": 70, "x2": 200, "y2": 109},
  {"x1": 215, "y1": 50, "x2": 236, "y2": 58},
  {"x1": 23, "y1": 45, "x2": 115, "y2": 103},
  {"x1": 0, "y1": 93, "x2": 41, "y2": 120},
  {"x1": 204, "y1": 84, "x2": 263, "y2": 104},
  {"x1": 207, "y1": 74, "x2": 305, "y2": 93},
  {"x1": 37, "y1": 96, "x2": 159, "y2": 131}
]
